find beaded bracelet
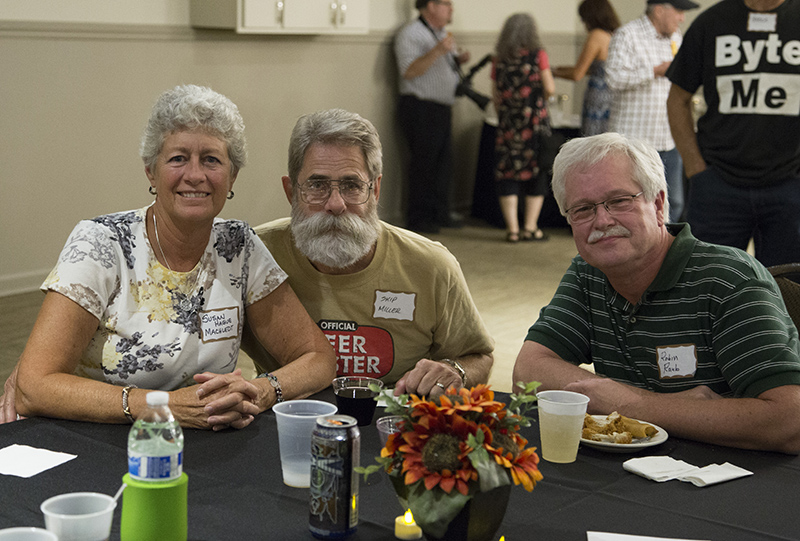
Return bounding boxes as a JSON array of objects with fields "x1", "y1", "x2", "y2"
[{"x1": 257, "y1": 372, "x2": 284, "y2": 403}]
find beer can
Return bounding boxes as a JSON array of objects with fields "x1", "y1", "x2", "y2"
[{"x1": 309, "y1": 414, "x2": 360, "y2": 539}]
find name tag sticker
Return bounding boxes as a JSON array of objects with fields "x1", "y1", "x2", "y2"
[
  {"x1": 200, "y1": 306, "x2": 239, "y2": 343},
  {"x1": 657, "y1": 344, "x2": 697, "y2": 379},
  {"x1": 748, "y1": 12, "x2": 776, "y2": 32},
  {"x1": 373, "y1": 291, "x2": 415, "y2": 321}
]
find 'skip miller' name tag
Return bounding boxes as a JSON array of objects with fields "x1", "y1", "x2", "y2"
[{"x1": 373, "y1": 290, "x2": 415, "y2": 321}]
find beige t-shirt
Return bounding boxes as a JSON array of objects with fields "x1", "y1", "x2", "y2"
[{"x1": 241, "y1": 218, "x2": 494, "y2": 384}]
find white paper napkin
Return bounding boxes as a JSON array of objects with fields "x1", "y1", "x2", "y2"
[
  {"x1": 623, "y1": 456, "x2": 752, "y2": 487},
  {"x1": 588, "y1": 532, "x2": 710, "y2": 541},
  {"x1": 0, "y1": 444, "x2": 77, "y2": 478}
]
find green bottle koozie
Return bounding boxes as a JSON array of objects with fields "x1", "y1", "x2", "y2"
[{"x1": 120, "y1": 473, "x2": 188, "y2": 540}]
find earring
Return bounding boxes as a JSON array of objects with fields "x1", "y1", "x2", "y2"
[
  {"x1": 149, "y1": 186, "x2": 157, "y2": 195},
  {"x1": 227, "y1": 191, "x2": 235, "y2": 200}
]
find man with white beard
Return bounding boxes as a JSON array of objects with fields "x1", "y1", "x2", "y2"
[
  {"x1": 241, "y1": 109, "x2": 493, "y2": 397},
  {"x1": 512, "y1": 132, "x2": 800, "y2": 453}
]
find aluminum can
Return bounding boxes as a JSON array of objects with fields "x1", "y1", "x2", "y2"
[{"x1": 309, "y1": 414, "x2": 360, "y2": 539}]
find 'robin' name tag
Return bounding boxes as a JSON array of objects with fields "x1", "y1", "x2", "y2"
[{"x1": 657, "y1": 344, "x2": 697, "y2": 379}]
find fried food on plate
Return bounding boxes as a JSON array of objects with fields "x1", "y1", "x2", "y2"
[{"x1": 582, "y1": 411, "x2": 658, "y2": 444}]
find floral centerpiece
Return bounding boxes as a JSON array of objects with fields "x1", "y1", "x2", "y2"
[{"x1": 357, "y1": 382, "x2": 543, "y2": 540}]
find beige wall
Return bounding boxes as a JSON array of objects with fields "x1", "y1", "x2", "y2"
[{"x1": 0, "y1": 0, "x2": 713, "y2": 296}]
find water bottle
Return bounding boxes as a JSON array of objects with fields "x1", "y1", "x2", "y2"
[{"x1": 127, "y1": 391, "x2": 184, "y2": 482}]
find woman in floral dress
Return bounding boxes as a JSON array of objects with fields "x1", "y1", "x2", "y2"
[
  {"x1": 2, "y1": 85, "x2": 336, "y2": 428},
  {"x1": 492, "y1": 13, "x2": 555, "y2": 243}
]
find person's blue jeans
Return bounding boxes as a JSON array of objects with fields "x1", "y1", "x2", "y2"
[
  {"x1": 686, "y1": 166, "x2": 800, "y2": 267},
  {"x1": 659, "y1": 148, "x2": 684, "y2": 223}
]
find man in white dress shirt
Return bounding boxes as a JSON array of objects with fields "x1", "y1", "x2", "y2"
[{"x1": 606, "y1": 0, "x2": 699, "y2": 223}]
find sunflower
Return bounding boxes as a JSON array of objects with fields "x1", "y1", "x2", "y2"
[
  {"x1": 396, "y1": 396, "x2": 480, "y2": 496},
  {"x1": 485, "y1": 430, "x2": 543, "y2": 492}
]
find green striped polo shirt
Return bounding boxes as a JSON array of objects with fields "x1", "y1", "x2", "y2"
[{"x1": 527, "y1": 224, "x2": 800, "y2": 398}]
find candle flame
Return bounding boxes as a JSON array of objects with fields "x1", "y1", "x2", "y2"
[{"x1": 403, "y1": 509, "x2": 415, "y2": 525}]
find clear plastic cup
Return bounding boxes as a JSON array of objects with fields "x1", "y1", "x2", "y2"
[
  {"x1": 332, "y1": 376, "x2": 384, "y2": 426},
  {"x1": 376, "y1": 415, "x2": 404, "y2": 447},
  {"x1": 0, "y1": 528, "x2": 58, "y2": 540},
  {"x1": 536, "y1": 390, "x2": 590, "y2": 464},
  {"x1": 272, "y1": 399, "x2": 338, "y2": 487},
  {"x1": 40, "y1": 492, "x2": 115, "y2": 541}
]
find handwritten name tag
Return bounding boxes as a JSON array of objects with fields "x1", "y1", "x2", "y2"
[
  {"x1": 657, "y1": 344, "x2": 697, "y2": 379},
  {"x1": 748, "y1": 12, "x2": 777, "y2": 32},
  {"x1": 373, "y1": 290, "x2": 415, "y2": 321},
  {"x1": 200, "y1": 306, "x2": 239, "y2": 343}
]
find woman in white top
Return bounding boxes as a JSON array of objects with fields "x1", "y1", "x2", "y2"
[
  {"x1": 1, "y1": 85, "x2": 336, "y2": 429},
  {"x1": 552, "y1": 0, "x2": 620, "y2": 136}
]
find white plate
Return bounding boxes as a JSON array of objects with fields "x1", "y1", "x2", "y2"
[{"x1": 580, "y1": 415, "x2": 668, "y2": 453}]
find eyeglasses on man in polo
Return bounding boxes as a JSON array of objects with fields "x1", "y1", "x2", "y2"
[
  {"x1": 565, "y1": 192, "x2": 644, "y2": 224},
  {"x1": 299, "y1": 179, "x2": 374, "y2": 205}
]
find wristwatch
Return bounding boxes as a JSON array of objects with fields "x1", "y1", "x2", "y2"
[
  {"x1": 441, "y1": 359, "x2": 467, "y2": 387},
  {"x1": 121, "y1": 386, "x2": 135, "y2": 423},
  {"x1": 256, "y1": 372, "x2": 284, "y2": 403}
]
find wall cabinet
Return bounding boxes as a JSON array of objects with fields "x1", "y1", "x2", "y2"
[{"x1": 190, "y1": 0, "x2": 369, "y2": 34}]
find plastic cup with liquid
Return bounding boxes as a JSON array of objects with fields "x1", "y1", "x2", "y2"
[
  {"x1": 272, "y1": 399, "x2": 338, "y2": 487},
  {"x1": 536, "y1": 390, "x2": 590, "y2": 464}
]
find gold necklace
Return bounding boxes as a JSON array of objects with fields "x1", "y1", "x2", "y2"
[{"x1": 152, "y1": 209, "x2": 202, "y2": 312}]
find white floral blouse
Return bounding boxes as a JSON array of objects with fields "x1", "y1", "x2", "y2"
[{"x1": 42, "y1": 206, "x2": 287, "y2": 391}]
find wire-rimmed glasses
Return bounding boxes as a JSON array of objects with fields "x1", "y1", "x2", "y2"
[
  {"x1": 298, "y1": 179, "x2": 374, "y2": 205},
  {"x1": 564, "y1": 192, "x2": 644, "y2": 224}
]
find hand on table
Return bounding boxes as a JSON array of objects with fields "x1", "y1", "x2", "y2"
[
  {"x1": 0, "y1": 366, "x2": 24, "y2": 424},
  {"x1": 564, "y1": 379, "x2": 724, "y2": 416},
  {"x1": 170, "y1": 369, "x2": 261, "y2": 431},
  {"x1": 393, "y1": 359, "x2": 461, "y2": 398}
]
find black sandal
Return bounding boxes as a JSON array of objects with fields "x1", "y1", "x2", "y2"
[{"x1": 522, "y1": 229, "x2": 548, "y2": 242}]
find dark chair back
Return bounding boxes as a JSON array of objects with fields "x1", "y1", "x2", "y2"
[{"x1": 768, "y1": 263, "x2": 800, "y2": 330}]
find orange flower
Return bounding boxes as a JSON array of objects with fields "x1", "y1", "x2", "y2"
[
  {"x1": 372, "y1": 384, "x2": 543, "y2": 500},
  {"x1": 484, "y1": 431, "x2": 543, "y2": 492}
]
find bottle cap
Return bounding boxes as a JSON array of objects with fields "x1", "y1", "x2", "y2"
[{"x1": 145, "y1": 391, "x2": 169, "y2": 406}]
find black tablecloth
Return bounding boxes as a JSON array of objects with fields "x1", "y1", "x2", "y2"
[{"x1": 2, "y1": 390, "x2": 799, "y2": 540}]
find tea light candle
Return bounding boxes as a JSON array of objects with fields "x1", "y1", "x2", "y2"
[{"x1": 395, "y1": 509, "x2": 422, "y2": 540}]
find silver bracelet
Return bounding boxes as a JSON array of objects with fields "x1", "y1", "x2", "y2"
[
  {"x1": 441, "y1": 359, "x2": 467, "y2": 387},
  {"x1": 257, "y1": 372, "x2": 284, "y2": 403},
  {"x1": 121, "y1": 386, "x2": 134, "y2": 423}
]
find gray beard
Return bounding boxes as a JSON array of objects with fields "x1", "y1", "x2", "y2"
[{"x1": 290, "y1": 202, "x2": 381, "y2": 269}]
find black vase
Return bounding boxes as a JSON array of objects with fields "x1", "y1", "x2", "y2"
[{"x1": 421, "y1": 485, "x2": 511, "y2": 541}]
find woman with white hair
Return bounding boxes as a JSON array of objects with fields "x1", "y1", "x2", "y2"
[{"x1": 1, "y1": 85, "x2": 336, "y2": 429}]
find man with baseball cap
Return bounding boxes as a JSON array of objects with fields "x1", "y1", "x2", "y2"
[{"x1": 605, "y1": 0, "x2": 699, "y2": 223}]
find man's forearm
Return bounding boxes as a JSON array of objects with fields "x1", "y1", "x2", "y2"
[
  {"x1": 667, "y1": 84, "x2": 706, "y2": 178},
  {"x1": 512, "y1": 341, "x2": 600, "y2": 392},
  {"x1": 452, "y1": 353, "x2": 493, "y2": 387},
  {"x1": 617, "y1": 385, "x2": 800, "y2": 454}
]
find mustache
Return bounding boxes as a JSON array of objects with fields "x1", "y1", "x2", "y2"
[{"x1": 588, "y1": 225, "x2": 631, "y2": 244}]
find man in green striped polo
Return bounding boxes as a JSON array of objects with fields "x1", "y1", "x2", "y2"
[{"x1": 513, "y1": 132, "x2": 800, "y2": 454}]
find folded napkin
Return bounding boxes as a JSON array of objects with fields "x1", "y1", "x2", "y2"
[
  {"x1": 588, "y1": 532, "x2": 710, "y2": 541},
  {"x1": 0, "y1": 444, "x2": 77, "y2": 478},
  {"x1": 623, "y1": 456, "x2": 752, "y2": 487}
]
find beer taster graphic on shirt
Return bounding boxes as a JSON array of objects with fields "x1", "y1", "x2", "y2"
[{"x1": 320, "y1": 319, "x2": 395, "y2": 377}]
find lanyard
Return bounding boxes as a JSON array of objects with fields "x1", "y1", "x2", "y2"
[{"x1": 418, "y1": 15, "x2": 460, "y2": 73}]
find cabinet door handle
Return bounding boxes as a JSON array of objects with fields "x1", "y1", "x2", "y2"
[
  {"x1": 276, "y1": 1, "x2": 284, "y2": 25},
  {"x1": 339, "y1": 2, "x2": 347, "y2": 25},
  {"x1": 331, "y1": 2, "x2": 338, "y2": 25}
]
